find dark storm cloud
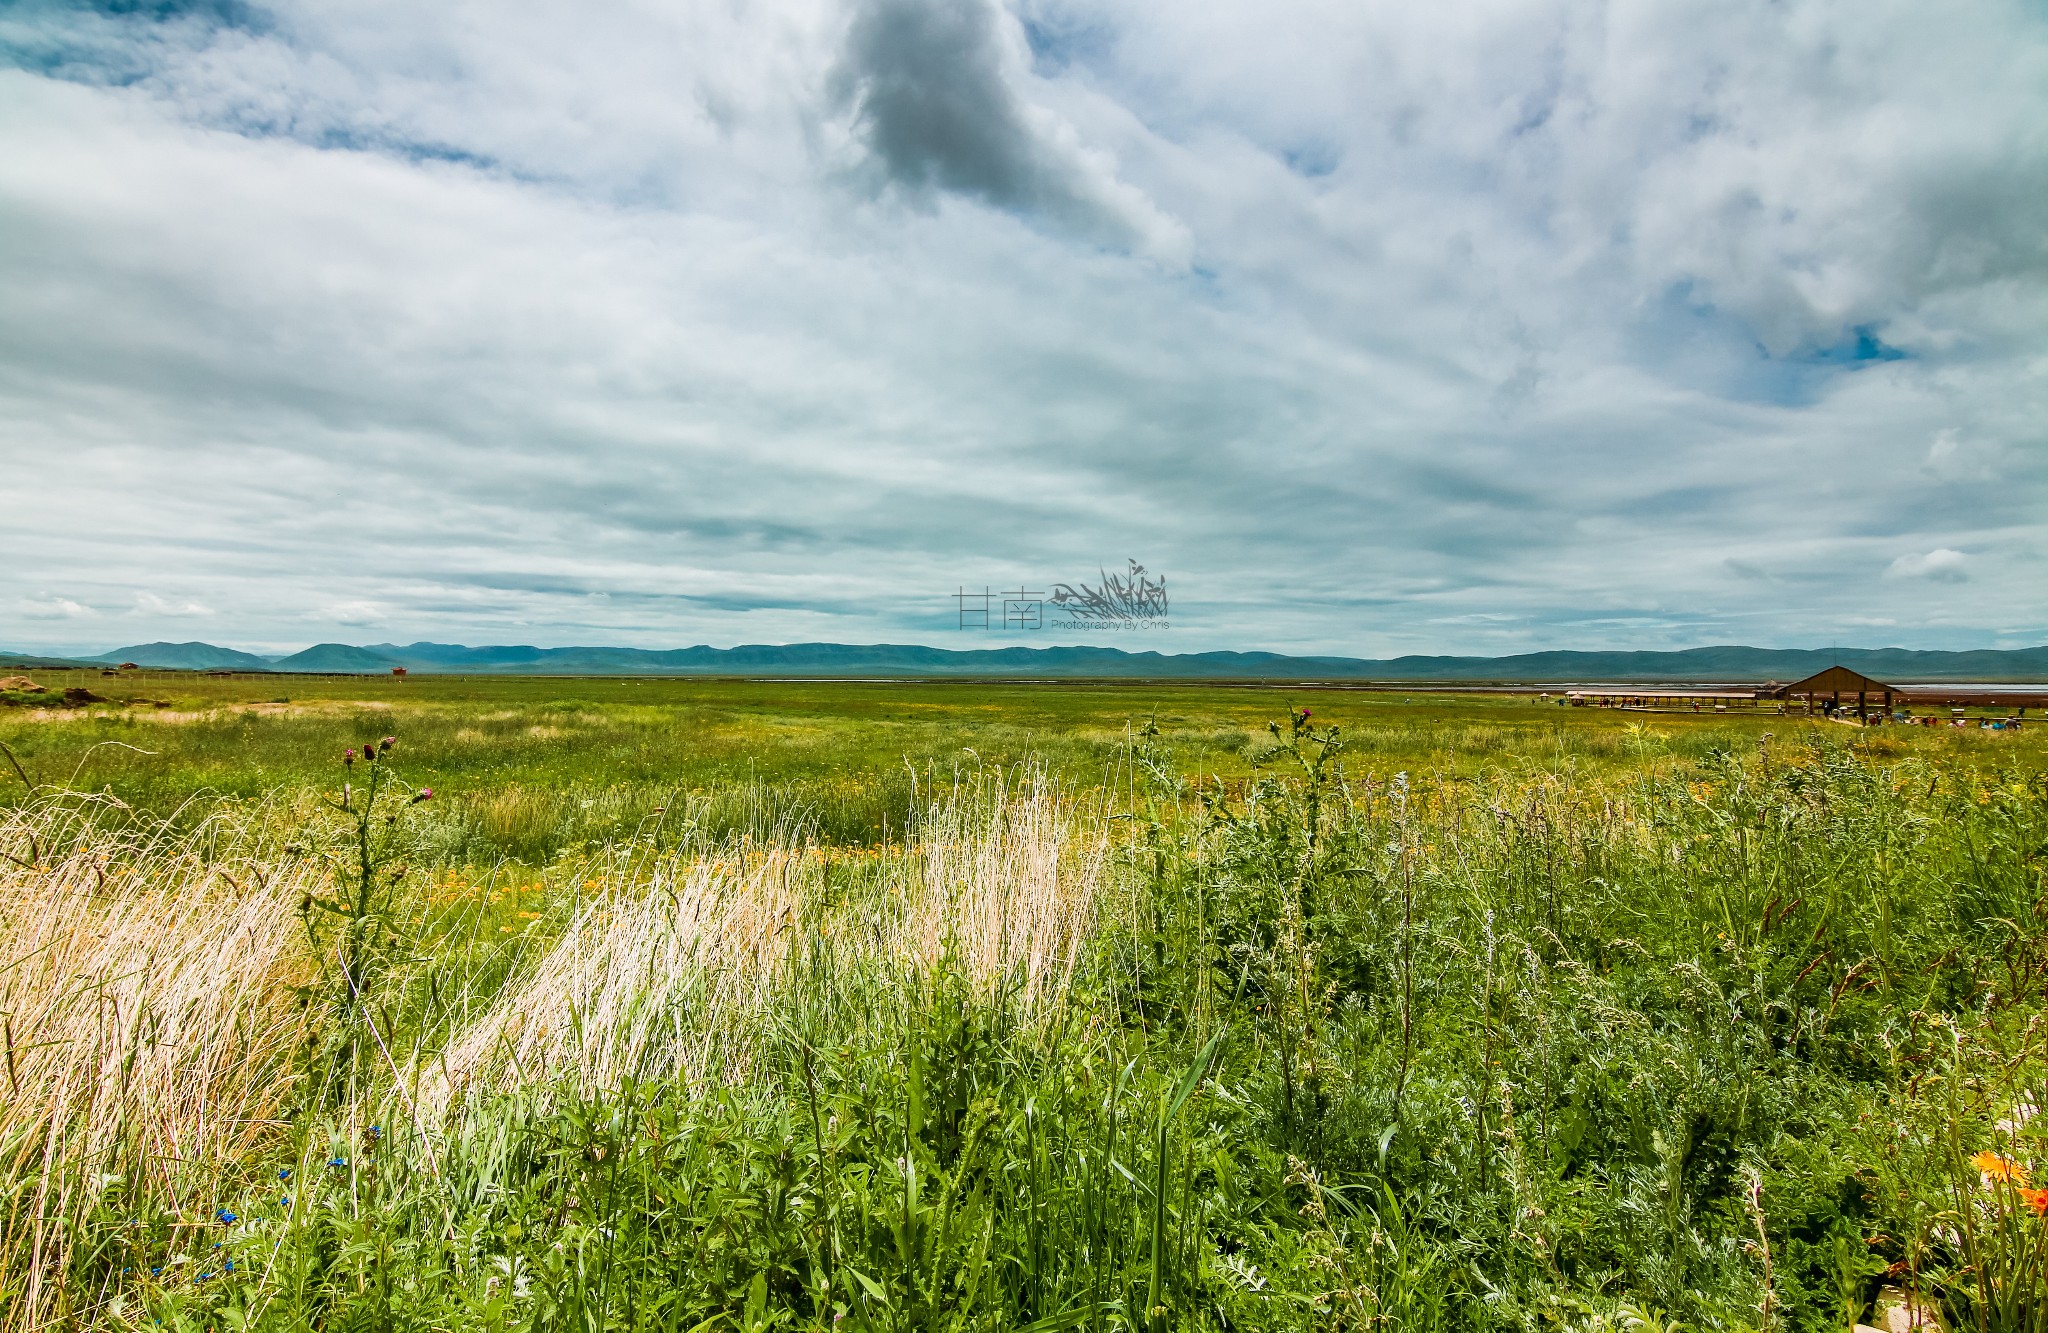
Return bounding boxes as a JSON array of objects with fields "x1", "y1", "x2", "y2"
[
  {"x1": 831, "y1": 0, "x2": 1180, "y2": 253},
  {"x1": 835, "y1": 0, "x2": 1037, "y2": 204}
]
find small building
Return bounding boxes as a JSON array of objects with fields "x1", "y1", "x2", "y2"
[
  {"x1": 1771, "y1": 668, "x2": 2041, "y2": 723},
  {"x1": 1772, "y1": 666, "x2": 1896, "y2": 721}
]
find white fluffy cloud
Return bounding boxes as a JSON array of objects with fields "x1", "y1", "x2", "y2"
[
  {"x1": 0, "y1": 0, "x2": 2042, "y2": 655},
  {"x1": 133, "y1": 592, "x2": 214, "y2": 617},
  {"x1": 17, "y1": 595, "x2": 98, "y2": 621},
  {"x1": 1885, "y1": 549, "x2": 1970, "y2": 584}
]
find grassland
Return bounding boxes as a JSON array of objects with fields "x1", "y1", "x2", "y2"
[
  {"x1": 1, "y1": 674, "x2": 2044, "y2": 1332},
  {"x1": 0, "y1": 672, "x2": 1994, "y2": 855}
]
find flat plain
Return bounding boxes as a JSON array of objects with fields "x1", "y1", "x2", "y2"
[{"x1": 2, "y1": 675, "x2": 2043, "y2": 1331}]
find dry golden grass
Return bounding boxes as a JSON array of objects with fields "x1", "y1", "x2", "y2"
[
  {"x1": 0, "y1": 768, "x2": 1103, "y2": 1327},
  {"x1": 903, "y1": 765, "x2": 1102, "y2": 1003},
  {"x1": 428, "y1": 766, "x2": 1105, "y2": 1104},
  {"x1": 0, "y1": 797, "x2": 317, "y2": 1328}
]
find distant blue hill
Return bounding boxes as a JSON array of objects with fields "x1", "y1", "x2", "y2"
[
  {"x1": 90, "y1": 641, "x2": 275, "y2": 670},
  {"x1": 271, "y1": 643, "x2": 408, "y2": 672},
  {"x1": 0, "y1": 649, "x2": 102, "y2": 670},
  {"x1": 15, "y1": 640, "x2": 2047, "y2": 682}
]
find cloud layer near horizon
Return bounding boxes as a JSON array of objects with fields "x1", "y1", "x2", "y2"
[{"x1": 1, "y1": 0, "x2": 2043, "y2": 656}]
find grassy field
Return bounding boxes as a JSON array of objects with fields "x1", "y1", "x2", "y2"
[
  {"x1": 0, "y1": 672, "x2": 2002, "y2": 856},
  {"x1": 2, "y1": 674, "x2": 2044, "y2": 1331}
]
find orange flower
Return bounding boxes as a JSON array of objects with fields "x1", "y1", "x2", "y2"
[
  {"x1": 2020, "y1": 1186, "x2": 2048, "y2": 1218},
  {"x1": 1972, "y1": 1150, "x2": 2032, "y2": 1186}
]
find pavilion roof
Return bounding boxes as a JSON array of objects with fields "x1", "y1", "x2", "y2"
[{"x1": 1773, "y1": 665, "x2": 1897, "y2": 697}]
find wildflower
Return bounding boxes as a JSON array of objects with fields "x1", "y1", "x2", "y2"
[
  {"x1": 215, "y1": 1209, "x2": 238, "y2": 1225},
  {"x1": 2019, "y1": 1186, "x2": 2048, "y2": 1218},
  {"x1": 379, "y1": 736, "x2": 395, "y2": 752},
  {"x1": 412, "y1": 787, "x2": 433, "y2": 804},
  {"x1": 224, "y1": 1259, "x2": 236, "y2": 1274},
  {"x1": 1972, "y1": 1150, "x2": 2030, "y2": 1186},
  {"x1": 277, "y1": 1168, "x2": 292, "y2": 1181},
  {"x1": 344, "y1": 747, "x2": 356, "y2": 766},
  {"x1": 328, "y1": 1156, "x2": 348, "y2": 1170},
  {"x1": 281, "y1": 1195, "x2": 292, "y2": 1208},
  {"x1": 368, "y1": 1124, "x2": 382, "y2": 1141}
]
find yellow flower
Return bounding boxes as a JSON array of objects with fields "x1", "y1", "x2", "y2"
[{"x1": 1972, "y1": 1150, "x2": 2031, "y2": 1186}]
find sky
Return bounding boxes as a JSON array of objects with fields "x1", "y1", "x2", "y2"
[{"x1": 2, "y1": 0, "x2": 2044, "y2": 659}]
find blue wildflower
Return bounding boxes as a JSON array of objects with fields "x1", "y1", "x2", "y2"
[
  {"x1": 149, "y1": 1266, "x2": 162, "y2": 1277},
  {"x1": 224, "y1": 1259, "x2": 236, "y2": 1273},
  {"x1": 215, "y1": 1209, "x2": 238, "y2": 1225},
  {"x1": 281, "y1": 1195, "x2": 292, "y2": 1208},
  {"x1": 278, "y1": 1168, "x2": 292, "y2": 1181},
  {"x1": 328, "y1": 1156, "x2": 348, "y2": 1169}
]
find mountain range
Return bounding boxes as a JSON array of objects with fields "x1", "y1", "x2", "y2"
[{"x1": 4, "y1": 639, "x2": 2044, "y2": 682}]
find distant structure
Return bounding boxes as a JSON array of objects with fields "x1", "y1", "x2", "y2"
[
  {"x1": 1771, "y1": 667, "x2": 2039, "y2": 722},
  {"x1": 1563, "y1": 687, "x2": 1761, "y2": 712},
  {"x1": 391, "y1": 667, "x2": 408, "y2": 677},
  {"x1": 1772, "y1": 666, "x2": 1895, "y2": 721}
]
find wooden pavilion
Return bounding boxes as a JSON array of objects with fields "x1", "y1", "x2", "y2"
[
  {"x1": 1771, "y1": 666, "x2": 1896, "y2": 721},
  {"x1": 1769, "y1": 668, "x2": 2041, "y2": 722}
]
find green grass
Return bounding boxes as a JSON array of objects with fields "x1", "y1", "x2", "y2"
[
  {"x1": 2, "y1": 679, "x2": 2044, "y2": 1332},
  {"x1": 5, "y1": 672, "x2": 2024, "y2": 861}
]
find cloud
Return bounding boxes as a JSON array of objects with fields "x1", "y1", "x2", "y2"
[
  {"x1": 0, "y1": 1, "x2": 2040, "y2": 658},
  {"x1": 315, "y1": 601, "x2": 388, "y2": 627},
  {"x1": 17, "y1": 594, "x2": 98, "y2": 620},
  {"x1": 1884, "y1": 549, "x2": 1969, "y2": 583},
  {"x1": 831, "y1": 0, "x2": 1188, "y2": 260},
  {"x1": 133, "y1": 591, "x2": 213, "y2": 617}
]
